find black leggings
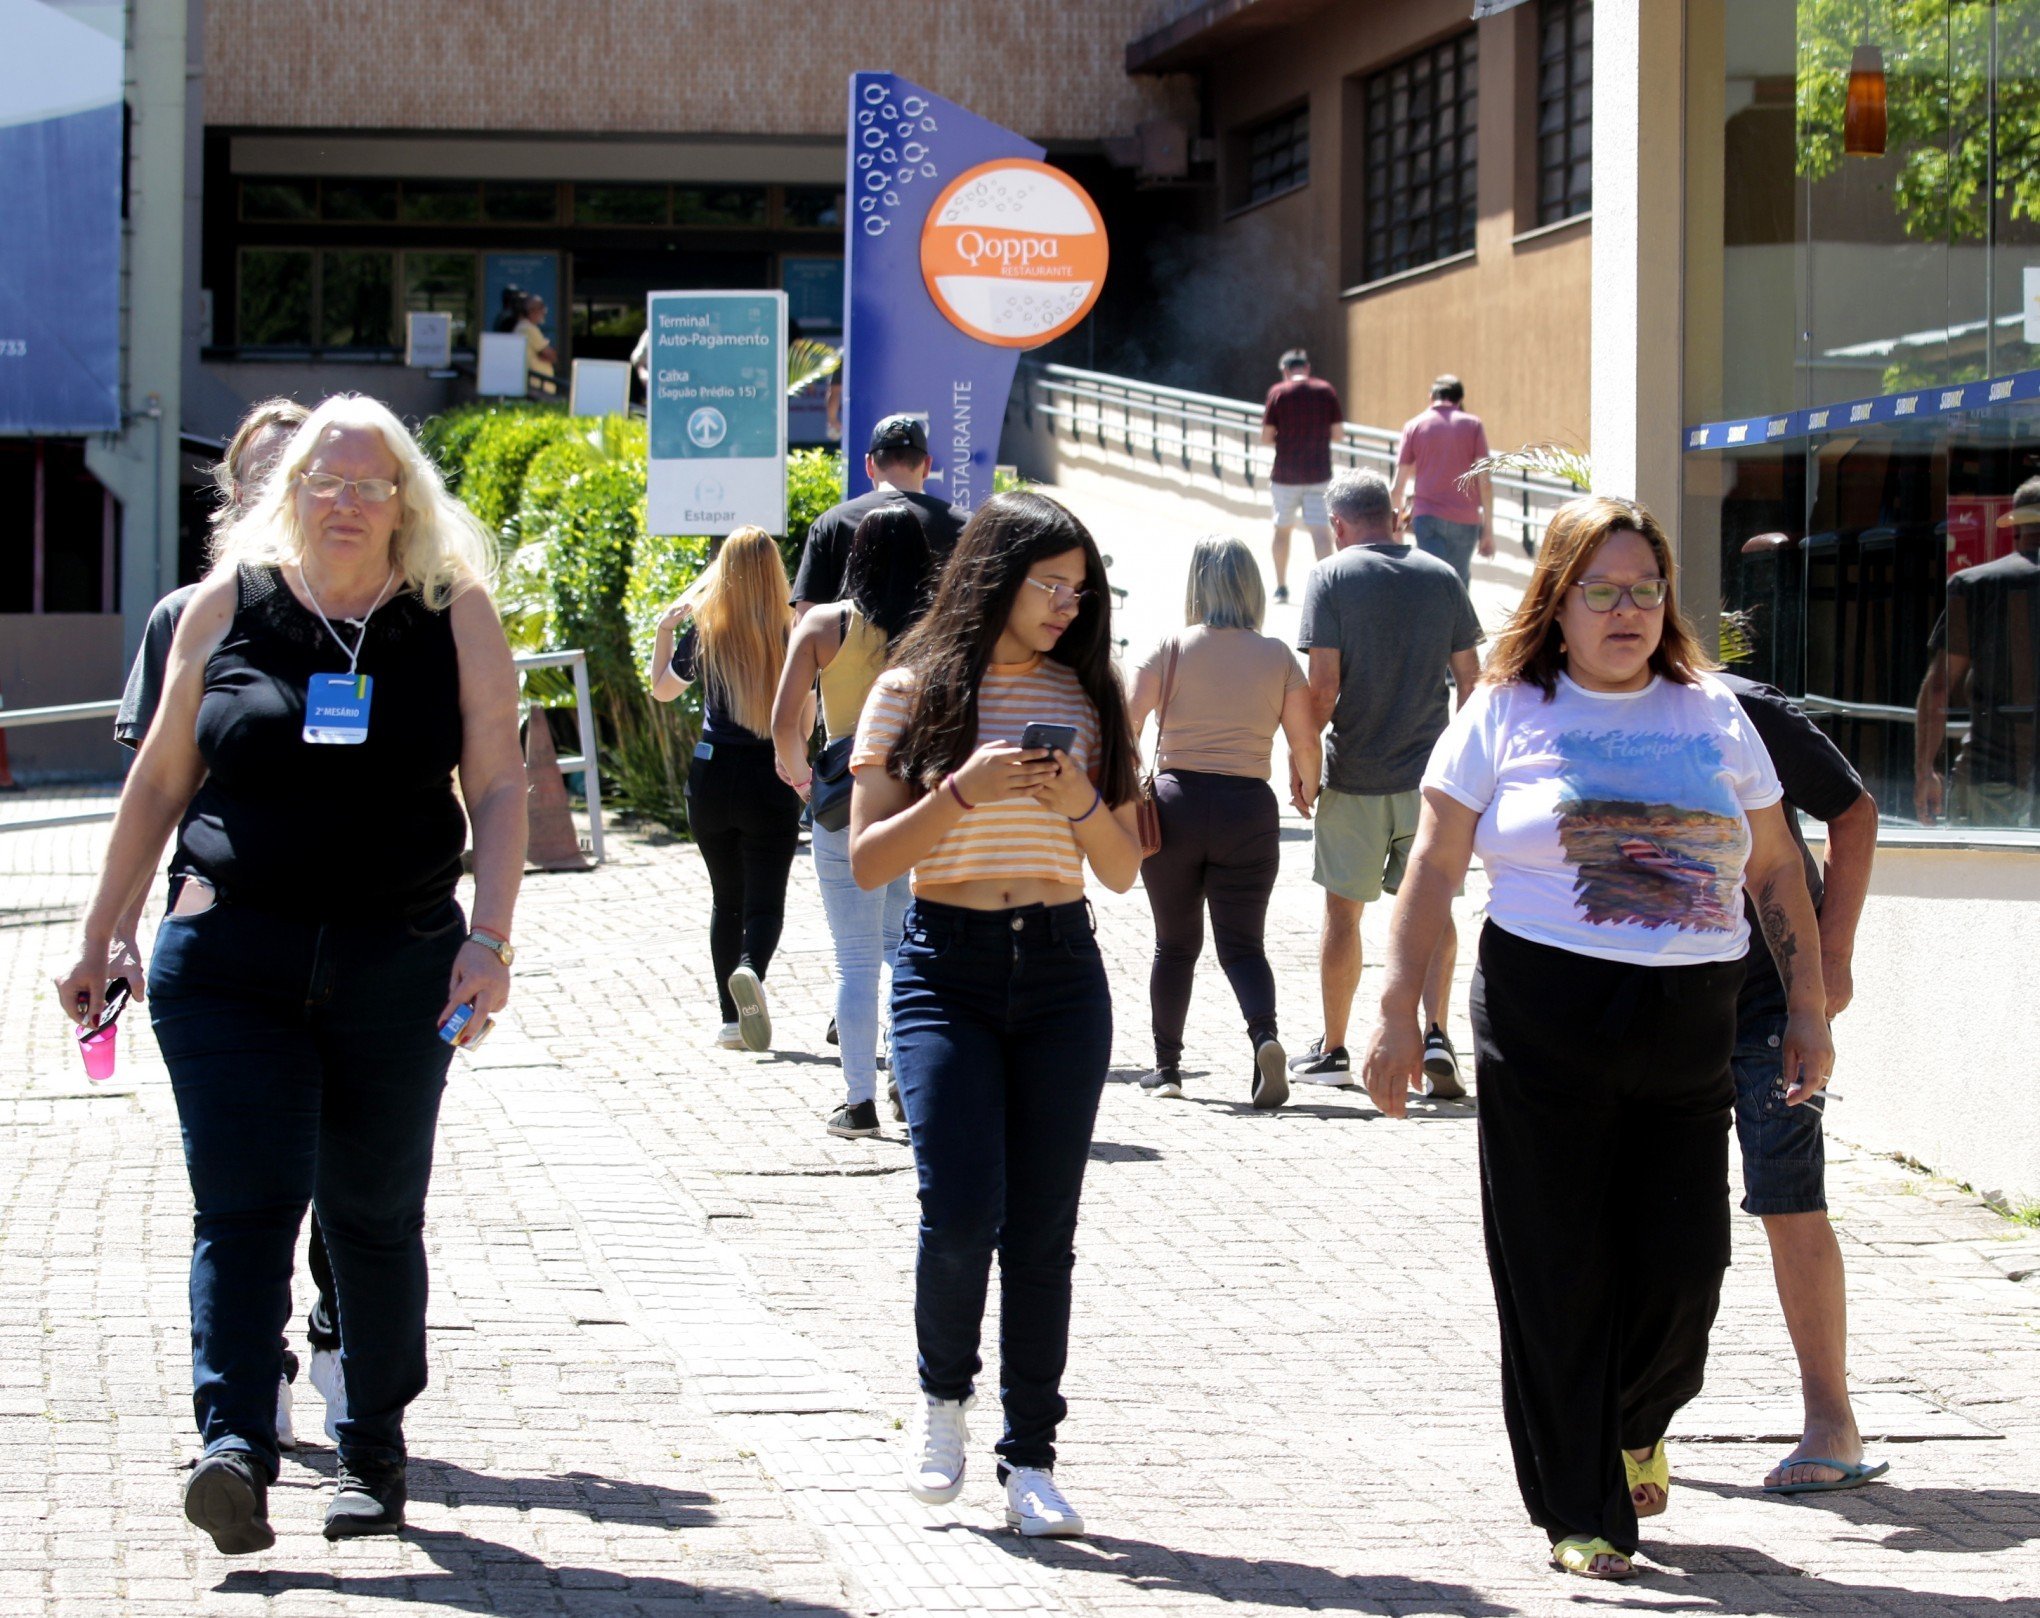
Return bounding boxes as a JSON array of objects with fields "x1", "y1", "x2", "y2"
[
  {"x1": 684, "y1": 745, "x2": 803, "y2": 1020},
  {"x1": 1139, "y1": 770, "x2": 1281, "y2": 1068},
  {"x1": 1472, "y1": 921, "x2": 1741, "y2": 1554}
]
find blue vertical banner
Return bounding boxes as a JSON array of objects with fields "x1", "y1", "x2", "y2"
[
  {"x1": 842, "y1": 73, "x2": 1042, "y2": 510},
  {"x1": 645, "y1": 290, "x2": 787, "y2": 537},
  {"x1": 0, "y1": 0, "x2": 123, "y2": 435}
]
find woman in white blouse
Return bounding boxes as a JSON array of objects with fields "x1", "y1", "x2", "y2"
[{"x1": 1362, "y1": 496, "x2": 1832, "y2": 1581}]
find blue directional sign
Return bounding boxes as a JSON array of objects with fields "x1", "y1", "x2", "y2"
[{"x1": 646, "y1": 291, "x2": 787, "y2": 537}]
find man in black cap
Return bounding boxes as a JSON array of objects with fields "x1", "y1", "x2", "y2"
[
  {"x1": 791, "y1": 414, "x2": 966, "y2": 616},
  {"x1": 1915, "y1": 474, "x2": 2040, "y2": 828}
]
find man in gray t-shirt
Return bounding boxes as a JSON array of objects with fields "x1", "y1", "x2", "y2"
[{"x1": 1291, "y1": 470, "x2": 1481, "y2": 1095}]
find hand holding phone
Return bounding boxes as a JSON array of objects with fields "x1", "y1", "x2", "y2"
[{"x1": 1018, "y1": 722, "x2": 1078, "y2": 758}]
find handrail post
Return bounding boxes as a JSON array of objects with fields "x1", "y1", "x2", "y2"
[{"x1": 570, "y1": 650, "x2": 605, "y2": 864}]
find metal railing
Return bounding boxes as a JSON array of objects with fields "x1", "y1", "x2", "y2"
[
  {"x1": 0, "y1": 649, "x2": 606, "y2": 861},
  {"x1": 1012, "y1": 360, "x2": 1575, "y2": 551}
]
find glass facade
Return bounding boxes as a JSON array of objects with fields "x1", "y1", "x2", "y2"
[{"x1": 1686, "y1": 0, "x2": 2040, "y2": 835}]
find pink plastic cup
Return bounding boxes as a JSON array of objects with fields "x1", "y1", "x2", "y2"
[{"x1": 76, "y1": 1020, "x2": 118, "y2": 1082}]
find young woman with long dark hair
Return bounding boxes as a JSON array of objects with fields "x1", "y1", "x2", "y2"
[
  {"x1": 771, "y1": 503, "x2": 936, "y2": 1137},
  {"x1": 848, "y1": 491, "x2": 1141, "y2": 1537},
  {"x1": 651, "y1": 527, "x2": 804, "y2": 1051}
]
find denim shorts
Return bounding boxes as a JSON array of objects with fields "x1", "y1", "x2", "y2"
[{"x1": 1730, "y1": 989, "x2": 1827, "y2": 1216}]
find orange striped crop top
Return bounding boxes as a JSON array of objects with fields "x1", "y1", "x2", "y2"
[{"x1": 851, "y1": 655, "x2": 1102, "y2": 890}]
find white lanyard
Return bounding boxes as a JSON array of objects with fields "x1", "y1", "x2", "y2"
[{"x1": 300, "y1": 564, "x2": 397, "y2": 675}]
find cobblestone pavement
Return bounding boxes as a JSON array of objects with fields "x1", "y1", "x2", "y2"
[{"x1": 5, "y1": 479, "x2": 2040, "y2": 1615}]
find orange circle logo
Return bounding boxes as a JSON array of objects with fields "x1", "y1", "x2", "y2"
[{"x1": 919, "y1": 159, "x2": 1109, "y2": 349}]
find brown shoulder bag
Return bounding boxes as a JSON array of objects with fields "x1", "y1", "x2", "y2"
[{"x1": 1135, "y1": 637, "x2": 1180, "y2": 859}]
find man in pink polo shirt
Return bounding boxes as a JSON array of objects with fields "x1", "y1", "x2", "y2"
[{"x1": 1389, "y1": 376, "x2": 1492, "y2": 586}]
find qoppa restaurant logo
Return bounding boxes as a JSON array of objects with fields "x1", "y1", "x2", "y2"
[{"x1": 919, "y1": 160, "x2": 1108, "y2": 349}]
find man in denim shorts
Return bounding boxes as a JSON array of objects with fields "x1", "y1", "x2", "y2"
[
  {"x1": 1259, "y1": 348, "x2": 1344, "y2": 605},
  {"x1": 1722, "y1": 675, "x2": 1888, "y2": 1495}
]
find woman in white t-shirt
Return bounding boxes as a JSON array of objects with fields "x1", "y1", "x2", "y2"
[{"x1": 1360, "y1": 496, "x2": 1832, "y2": 1581}]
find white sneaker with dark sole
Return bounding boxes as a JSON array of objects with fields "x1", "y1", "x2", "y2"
[
  {"x1": 726, "y1": 967, "x2": 771, "y2": 1051},
  {"x1": 1004, "y1": 1466, "x2": 1085, "y2": 1537},
  {"x1": 905, "y1": 1392, "x2": 974, "y2": 1505}
]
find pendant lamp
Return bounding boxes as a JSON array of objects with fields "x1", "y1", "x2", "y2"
[{"x1": 1844, "y1": 43, "x2": 1888, "y2": 156}]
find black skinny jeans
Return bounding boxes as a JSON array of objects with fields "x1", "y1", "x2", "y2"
[
  {"x1": 1139, "y1": 770, "x2": 1281, "y2": 1068},
  {"x1": 685, "y1": 743, "x2": 803, "y2": 1020},
  {"x1": 1472, "y1": 921, "x2": 1741, "y2": 1555}
]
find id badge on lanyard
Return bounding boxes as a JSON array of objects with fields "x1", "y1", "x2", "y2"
[
  {"x1": 304, "y1": 672, "x2": 374, "y2": 744},
  {"x1": 299, "y1": 564, "x2": 396, "y2": 747}
]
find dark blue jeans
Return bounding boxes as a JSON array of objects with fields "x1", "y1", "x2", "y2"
[
  {"x1": 891, "y1": 899, "x2": 1112, "y2": 1472},
  {"x1": 149, "y1": 894, "x2": 464, "y2": 1481}
]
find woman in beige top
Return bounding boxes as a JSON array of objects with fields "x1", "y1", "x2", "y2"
[{"x1": 1126, "y1": 536, "x2": 1322, "y2": 1108}]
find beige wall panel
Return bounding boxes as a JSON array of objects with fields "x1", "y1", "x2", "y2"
[
  {"x1": 205, "y1": 1, "x2": 1191, "y2": 140},
  {"x1": 1340, "y1": 227, "x2": 1590, "y2": 459},
  {"x1": 0, "y1": 616, "x2": 129, "y2": 781}
]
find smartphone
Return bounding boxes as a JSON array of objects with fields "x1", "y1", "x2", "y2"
[{"x1": 1019, "y1": 722, "x2": 1078, "y2": 757}]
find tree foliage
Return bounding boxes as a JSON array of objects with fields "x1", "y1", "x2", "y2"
[{"x1": 1797, "y1": 0, "x2": 2040, "y2": 242}]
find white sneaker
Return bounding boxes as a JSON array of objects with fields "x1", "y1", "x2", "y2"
[
  {"x1": 274, "y1": 1374, "x2": 297, "y2": 1451},
  {"x1": 727, "y1": 966, "x2": 772, "y2": 1051},
  {"x1": 904, "y1": 1392, "x2": 974, "y2": 1505},
  {"x1": 308, "y1": 1347, "x2": 348, "y2": 1446},
  {"x1": 714, "y1": 1021, "x2": 745, "y2": 1050},
  {"x1": 1004, "y1": 1466, "x2": 1085, "y2": 1538}
]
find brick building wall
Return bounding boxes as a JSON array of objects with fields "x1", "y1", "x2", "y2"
[{"x1": 205, "y1": 0, "x2": 1191, "y2": 142}]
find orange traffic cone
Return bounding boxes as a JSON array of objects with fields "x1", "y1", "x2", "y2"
[{"x1": 524, "y1": 709, "x2": 589, "y2": 871}]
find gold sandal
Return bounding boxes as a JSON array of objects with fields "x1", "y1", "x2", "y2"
[
  {"x1": 1551, "y1": 1535, "x2": 1635, "y2": 1579},
  {"x1": 1623, "y1": 1439, "x2": 1670, "y2": 1517}
]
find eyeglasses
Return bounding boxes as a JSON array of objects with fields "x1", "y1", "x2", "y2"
[
  {"x1": 1023, "y1": 577, "x2": 1093, "y2": 610},
  {"x1": 298, "y1": 471, "x2": 399, "y2": 505},
  {"x1": 1572, "y1": 578, "x2": 1669, "y2": 613}
]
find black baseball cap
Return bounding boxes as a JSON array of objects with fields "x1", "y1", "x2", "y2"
[{"x1": 869, "y1": 414, "x2": 930, "y2": 456}]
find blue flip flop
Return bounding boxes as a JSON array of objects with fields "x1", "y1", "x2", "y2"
[{"x1": 1764, "y1": 1457, "x2": 1890, "y2": 1495}]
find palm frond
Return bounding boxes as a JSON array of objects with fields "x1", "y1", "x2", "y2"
[
  {"x1": 1461, "y1": 442, "x2": 1593, "y2": 492},
  {"x1": 787, "y1": 339, "x2": 843, "y2": 399}
]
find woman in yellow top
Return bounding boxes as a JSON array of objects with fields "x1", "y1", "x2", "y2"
[
  {"x1": 770, "y1": 504, "x2": 935, "y2": 1138},
  {"x1": 849, "y1": 491, "x2": 1141, "y2": 1538}
]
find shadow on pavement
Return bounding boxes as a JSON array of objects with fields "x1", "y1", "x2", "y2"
[
  {"x1": 948, "y1": 1526, "x2": 1515, "y2": 1614},
  {"x1": 1647, "y1": 1540, "x2": 2040, "y2": 1613},
  {"x1": 289, "y1": 1452, "x2": 719, "y2": 1528},
  {"x1": 1675, "y1": 1477, "x2": 2040, "y2": 1555},
  {"x1": 1089, "y1": 1140, "x2": 1163, "y2": 1163},
  {"x1": 220, "y1": 1527, "x2": 858, "y2": 1613}
]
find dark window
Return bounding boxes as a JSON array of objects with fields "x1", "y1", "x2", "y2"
[
  {"x1": 1364, "y1": 32, "x2": 1479, "y2": 282},
  {"x1": 782, "y1": 186, "x2": 843, "y2": 229},
  {"x1": 399, "y1": 181, "x2": 482, "y2": 224},
  {"x1": 404, "y1": 252, "x2": 475, "y2": 351},
  {"x1": 239, "y1": 180, "x2": 317, "y2": 222},
  {"x1": 1240, "y1": 106, "x2": 1309, "y2": 208},
  {"x1": 574, "y1": 183, "x2": 669, "y2": 226},
  {"x1": 674, "y1": 185, "x2": 768, "y2": 227},
  {"x1": 482, "y1": 182, "x2": 560, "y2": 223},
  {"x1": 320, "y1": 250, "x2": 395, "y2": 348},
  {"x1": 322, "y1": 179, "x2": 398, "y2": 222},
  {"x1": 1537, "y1": 0, "x2": 1592, "y2": 225},
  {"x1": 238, "y1": 249, "x2": 314, "y2": 345}
]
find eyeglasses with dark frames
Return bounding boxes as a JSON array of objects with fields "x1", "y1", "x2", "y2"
[{"x1": 1572, "y1": 578, "x2": 1669, "y2": 613}]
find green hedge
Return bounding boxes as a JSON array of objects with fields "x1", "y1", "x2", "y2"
[{"x1": 423, "y1": 406, "x2": 843, "y2": 832}]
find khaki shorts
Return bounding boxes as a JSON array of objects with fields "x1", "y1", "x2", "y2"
[
  {"x1": 1271, "y1": 481, "x2": 1329, "y2": 528},
  {"x1": 1312, "y1": 787, "x2": 1460, "y2": 903}
]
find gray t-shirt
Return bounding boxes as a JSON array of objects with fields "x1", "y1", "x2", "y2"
[
  {"x1": 114, "y1": 584, "x2": 199, "y2": 748},
  {"x1": 1297, "y1": 542, "x2": 1481, "y2": 795}
]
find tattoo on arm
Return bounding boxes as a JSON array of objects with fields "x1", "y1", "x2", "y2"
[{"x1": 1757, "y1": 875, "x2": 1799, "y2": 996}]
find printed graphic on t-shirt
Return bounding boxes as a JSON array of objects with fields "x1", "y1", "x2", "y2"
[{"x1": 1552, "y1": 730, "x2": 1746, "y2": 934}]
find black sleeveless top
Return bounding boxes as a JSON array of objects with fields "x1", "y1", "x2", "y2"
[{"x1": 176, "y1": 564, "x2": 467, "y2": 920}]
